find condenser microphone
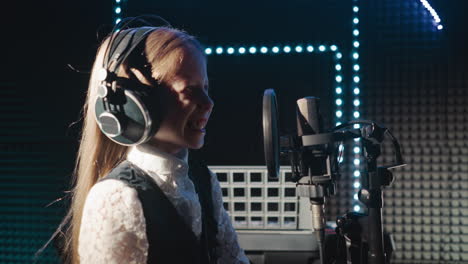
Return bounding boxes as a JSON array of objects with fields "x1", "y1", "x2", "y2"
[
  {"x1": 296, "y1": 97, "x2": 329, "y2": 177},
  {"x1": 296, "y1": 97, "x2": 323, "y2": 137}
]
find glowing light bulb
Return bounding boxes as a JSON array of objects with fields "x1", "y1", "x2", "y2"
[
  {"x1": 260, "y1": 47, "x2": 268, "y2": 53},
  {"x1": 354, "y1": 88, "x2": 360, "y2": 95},
  {"x1": 307, "y1": 45, "x2": 314, "y2": 52},
  {"x1": 336, "y1": 111, "x2": 343, "y2": 118},
  {"x1": 336, "y1": 87, "x2": 342, "y2": 94},
  {"x1": 239, "y1": 47, "x2": 246, "y2": 54},
  {"x1": 319, "y1": 45, "x2": 326, "y2": 52},
  {"x1": 227, "y1": 47, "x2": 234, "y2": 54},
  {"x1": 354, "y1": 99, "x2": 360, "y2": 106},
  {"x1": 336, "y1": 75, "x2": 343, "y2": 83},
  {"x1": 216, "y1": 47, "x2": 223, "y2": 54},
  {"x1": 353, "y1": 147, "x2": 360, "y2": 154},
  {"x1": 336, "y1": 99, "x2": 343, "y2": 106},
  {"x1": 330, "y1": 45, "x2": 338, "y2": 51},
  {"x1": 353, "y1": 29, "x2": 360, "y2": 36},
  {"x1": 249, "y1": 47, "x2": 257, "y2": 54},
  {"x1": 354, "y1": 181, "x2": 361, "y2": 188},
  {"x1": 354, "y1": 170, "x2": 361, "y2": 177},
  {"x1": 335, "y1": 64, "x2": 342, "y2": 71},
  {"x1": 353, "y1": 111, "x2": 360, "y2": 118},
  {"x1": 354, "y1": 64, "x2": 360, "y2": 71},
  {"x1": 205, "y1": 48, "x2": 212, "y2": 55},
  {"x1": 272, "y1": 46, "x2": 279, "y2": 53},
  {"x1": 115, "y1": 7, "x2": 121, "y2": 14},
  {"x1": 354, "y1": 158, "x2": 360, "y2": 165},
  {"x1": 354, "y1": 205, "x2": 361, "y2": 212},
  {"x1": 295, "y1": 46, "x2": 303, "y2": 52},
  {"x1": 283, "y1": 46, "x2": 291, "y2": 53}
]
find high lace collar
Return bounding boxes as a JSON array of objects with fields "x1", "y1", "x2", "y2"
[{"x1": 126, "y1": 144, "x2": 189, "y2": 177}]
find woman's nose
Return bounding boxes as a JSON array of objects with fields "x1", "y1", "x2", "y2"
[{"x1": 199, "y1": 93, "x2": 214, "y2": 112}]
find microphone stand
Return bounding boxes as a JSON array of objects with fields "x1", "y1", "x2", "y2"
[{"x1": 335, "y1": 123, "x2": 398, "y2": 264}]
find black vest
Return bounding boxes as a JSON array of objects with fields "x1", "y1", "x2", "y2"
[{"x1": 99, "y1": 158, "x2": 219, "y2": 264}]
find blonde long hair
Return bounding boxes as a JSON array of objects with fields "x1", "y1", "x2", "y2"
[{"x1": 54, "y1": 27, "x2": 204, "y2": 264}]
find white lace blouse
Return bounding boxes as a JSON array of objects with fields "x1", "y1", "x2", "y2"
[{"x1": 78, "y1": 145, "x2": 249, "y2": 263}]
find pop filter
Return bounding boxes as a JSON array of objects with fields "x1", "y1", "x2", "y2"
[{"x1": 262, "y1": 89, "x2": 280, "y2": 179}]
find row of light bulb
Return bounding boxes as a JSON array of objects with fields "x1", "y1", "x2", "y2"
[
  {"x1": 204, "y1": 44, "x2": 339, "y2": 55},
  {"x1": 115, "y1": 0, "x2": 122, "y2": 24},
  {"x1": 419, "y1": 0, "x2": 443, "y2": 30},
  {"x1": 351, "y1": 1, "x2": 362, "y2": 213}
]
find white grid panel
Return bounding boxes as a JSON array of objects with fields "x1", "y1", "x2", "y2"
[{"x1": 209, "y1": 166, "x2": 298, "y2": 230}]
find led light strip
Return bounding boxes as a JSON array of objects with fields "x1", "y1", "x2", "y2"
[
  {"x1": 205, "y1": 44, "x2": 343, "y2": 131},
  {"x1": 419, "y1": 0, "x2": 443, "y2": 30},
  {"x1": 351, "y1": 0, "x2": 362, "y2": 213},
  {"x1": 114, "y1": 0, "x2": 123, "y2": 24}
]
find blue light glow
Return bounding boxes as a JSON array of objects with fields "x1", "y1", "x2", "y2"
[
  {"x1": 249, "y1": 47, "x2": 257, "y2": 54},
  {"x1": 419, "y1": 0, "x2": 443, "y2": 30},
  {"x1": 354, "y1": 159, "x2": 360, "y2": 165},
  {"x1": 283, "y1": 46, "x2": 291, "y2": 53},
  {"x1": 353, "y1": 6, "x2": 359, "y2": 12},
  {"x1": 336, "y1": 111, "x2": 343, "y2": 118},
  {"x1": 216, "y1": 47, "x2": 223, "y2": 54},
  {"x1": 330, "y1": 45, "x2": 338, "y2": 51},
  {"x1": 260, "y1": 47, "x2": 268, "y2": 53},
  {"x1": 354, "y1": 170, "x2": 361, "y2": 177},
  {"x1": 227, "y1": 47, "x2": 235, "y2": 54},
  {"x1": 307, "y1": 45, "x2": 314, "y2": 52},
  {"x1": 354, "y1": 88, "x2": 360, "y2": 95},
  {"x1": 319, "y1": 45, "x2": 326, "y2": 52},
  {"x1": 239, "y1": 47, "x2": 246, "y2": 54},
  {"x1": 354, "y1": 193, "x2": 359, "y2": 200},
  {"x1": 115, "y1": 7, "x2": 121, "y2": 14},
  {"x1": 353, "y1": 29, "x2": 360, "y2": 36},
  {"x1": 205, "y1": 48, "x2": 212, "y2": 55},
  {"x1": 272, "y1": 46, "x2": 280, "y2": 53},
  {"x1": 115, "y1": 18, "x2": 121, "y2": 24},
  {"x1": 353, "y1": 64, "x2": 360, "y2": 71},
  {"x1": 354, "y1": 205, "x2": 361, "y2": 212},
  {"x1": 295, "y1": 46, "x2": 303, "y2": 53},
  {"x1": 336, "y1": 87, "x2": 342, "y2": 94},
  {"x1": 336, "y1": 52, "x2": 342, "y2": 59},
  {"x1": 353, "y1": 99, "x2": 360, "y2": 106},
  {"x1": 353, "y1": 124, "x2": 361, "y2": 129},
  {"x1": 353, "y1": 18, "x2": 359, "y2": 24},
  {"x1": 336, "y1": 122, "x2": 342, "y2": 126},
  {"x1": 353, "y1": 147, "x2": 360, "y2": 154},
  {"x1": 353, "y1": 52, "x2": 359, "y2": 59},
  {"x1": 354, "y1": 76, "x2": 360, "y2": 83},
  {"x1": 336, "y1": 75, "x2": 343, "y2": 83},
  {"x1": 353, "y1": 111, "x2": 360, "y2": 118},
  {"x1": 353, "y1": 41, "x2": 360, "y2": 48},
  {"x1": 336, "y1": 99, "x2": 343, "y2": 106},
  {"x1": 353, "y1": 181, "x2": 360, "y2": 188},
  {"x1": 335, "y1": 64, "x2": 342, "y2": 71}
]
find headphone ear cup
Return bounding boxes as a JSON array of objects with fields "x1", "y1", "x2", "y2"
[{"x1": 94, "y1": 85, "x2": 160, "y2": 146}]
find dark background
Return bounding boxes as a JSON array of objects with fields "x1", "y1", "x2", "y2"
[{"x1": 3, "y1": 0, "x2": 468, "y2": 263}]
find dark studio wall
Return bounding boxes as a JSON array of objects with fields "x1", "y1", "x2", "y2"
[{"x1": 2, "y1": 0, "x2": 468, "y2": 263}]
